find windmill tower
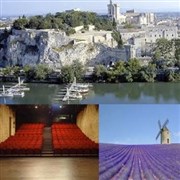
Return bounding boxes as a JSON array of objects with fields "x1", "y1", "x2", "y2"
[{"x1": 156, "y1": 119, "x2": 170, "y2": 144}]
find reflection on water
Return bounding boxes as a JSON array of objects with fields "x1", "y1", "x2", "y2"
[{"x1": 0, "y1": 83, "x2": 179, "y2": 104}]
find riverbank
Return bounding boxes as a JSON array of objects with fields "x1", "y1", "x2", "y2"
[{"x1": 0, "y1": 75, "x2": 179, "y2": 84}]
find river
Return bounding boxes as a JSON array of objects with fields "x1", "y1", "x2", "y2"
[{"x1": 0, "y1": 82, "x2": 179, "y2": 104}]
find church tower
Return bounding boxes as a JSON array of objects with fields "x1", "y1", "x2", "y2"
[{"x1": 107, "y1": 0, "x2": 120, "y2": 21}]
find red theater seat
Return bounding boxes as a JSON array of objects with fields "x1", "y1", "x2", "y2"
[
  {"x1": 52, "y1": 123, "x2": 98, "y2": 155},
  {"x1": 0, "y1": 123, "x2": 44, "y2": 155}
]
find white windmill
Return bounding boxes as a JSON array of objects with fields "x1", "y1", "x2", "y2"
[{"x1": 156, "y1": 119, "x2": 170, "y2": 144}]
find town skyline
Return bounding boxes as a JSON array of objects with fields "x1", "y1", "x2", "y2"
[{"x1": 0, "y1": 0, "x2": 180, "y2": 17}]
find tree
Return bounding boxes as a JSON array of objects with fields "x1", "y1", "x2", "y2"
[
  {"x1": 1, "y1": 67, "x2": 12, "y2": 76},
  {"x1": 113, "y1": 61, "x2": 126, "y2": 82},
  {"x1": 38, "y1": 19, "x2": 52, "y2": 29},
  {"x1": 112, "y1": 18, "x2": 117, "y2": 29},
  {"x1": 112, "y1": 30, "x2": 123, "y2": 48},
  {"x1": 61, "y1": 65, "x2": 74, "y2": 83},
  {"x1": 66, "y1": 28, "x2": 76, "y2": 36},
  {"x1": 35, "y1": 64, "x2": 51, "y2": 80},
  {"x1": 71, "y1": 60, "x2": 84, "y2": 82},
  {"x1": 125, "y1": 58, "x2": 141, "y2": 81},
  {"x1": 123, "y1": 23, "x2": 134, "y2": 29},
  {"x1": 93, "y1": 65, "x2": 108, "y2": 81},
  {"x1": 152, "y1": 38, "x2": 174, "y2": 66},
  {"x1": 125, "y1": 71, "x2": 133, "y2": 82},
  {"x1": 12, "y1": 66, "x2": 21, "y2": 78},
  {"x1": 13, "y1": 16, "x2": 28, "y2": 30},
  {"x1": 140, "y1": 64, "x2": 157, "y2": 82},
  {"x1": 23, "y1": 65, "x2": 35, "y2": 80},
  {"x1": 114, "y1": 61, "x2": 126, "y2": 74},
  {"x1": 173, "y1": 39, "x2": 180, "y2": 67},
  {"x1": 164, "y1": 69, "x2": 175, "y2": 82},
  {"x1": 28, "y1": 17, "x2": 41, "y2": 29}
]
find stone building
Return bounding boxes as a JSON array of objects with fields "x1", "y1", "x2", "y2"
[
  {"x1": 107, "y1": 0, "x2": 126, "y2": 24},
  {"x1": 144, "y1": 25, "x2": 178, "y2": 43},
  {"x1": 107, "y1": 1, "x2": 155, "y2": 26}
]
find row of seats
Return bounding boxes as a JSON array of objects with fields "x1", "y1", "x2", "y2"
[
  {"x1": 52, "y1": 123, "x2": 98, "y2": 154},
  {"x1": 0, "y1": 123, "x2": 44, "y2": 154},
  {"x1": 0, "y1": 123, "x2": 98, "y2": 155}
]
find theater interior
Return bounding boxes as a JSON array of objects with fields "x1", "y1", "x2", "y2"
[{"x1": 0, "y1": 104, "x2": 98, "y2": 180}]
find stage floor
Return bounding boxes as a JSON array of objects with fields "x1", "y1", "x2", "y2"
[{"x1": 0, "y1": 157, "x2": 98, "y2": 180}]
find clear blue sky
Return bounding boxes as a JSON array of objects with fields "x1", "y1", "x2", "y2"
[
  {"x1": 100, "y1": 104, "x2": 180, "y2": 144},
  {"x1": 0, "y1": 0, "x2": 180, "y2": 16}
]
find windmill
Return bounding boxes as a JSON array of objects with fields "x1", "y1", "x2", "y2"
[{"x1": 156, "y1": 119, "x2": 170, "y2": 144}]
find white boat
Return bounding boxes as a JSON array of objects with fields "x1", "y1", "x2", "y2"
[
  {"x1": 12, "y1": 91, "x2": 25, "y2": 97},
  {"x1": 68, "y1": 92, "x2": 82, "y2": 99},
  {"x1": 62, "y1": 88, "x2": 82, "y2": 101},
  {"x1": 10, "y1": 86, "x2": 30, "y2": 91},
  {"x1": 71, "y1": 77, "x2": 91, "y2": 88},
  {"x1": 0, "y1": 85, "x2": 14, "y2": 97},
  {"x1": 70, "y1": 86, "x2": 89, "y2": 93},
  {"x1": 0, "y1": 77, "x2": 29, "y2": 98},
  {"x1": 0, "y1": 92, "x2": 14, "y2": 97},
  {"x1": 0, "y1": 82, "x2": 25, "y2": 98},
  {"x1": 73, "y1": 83, "x2": 90, "y2": 88}
]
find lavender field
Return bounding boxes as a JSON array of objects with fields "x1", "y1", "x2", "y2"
[{"x1": 99, "y1": 144, "x2": 180, "y2": 180}]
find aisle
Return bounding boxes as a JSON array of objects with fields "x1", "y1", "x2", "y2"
[{"x1": 42, "y1": 127, "x2": 53, "y2": 156}]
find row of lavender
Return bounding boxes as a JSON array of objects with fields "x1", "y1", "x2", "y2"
[{"x1": 99, "y1": 143, "x2": 180, "y2": 180}]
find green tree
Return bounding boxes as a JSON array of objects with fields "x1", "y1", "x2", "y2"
[
  {"x1": 112, "y1": 30, "x2": 123, "y2": 48},
  {"x1": 61, "y1": 65, "x2": 74, "y2": 83},
  {"x1": 35, "y1": 64, "x2": 51, "y2": 80},
  {"x1": 173, "y1": 39, "x2": 180, "y2": 68},
  {"x1": 164, "y1": 69, "x2": 175, "y2": 82},
  {"x1": 114, "y1": 61, "x2": 126, "y2": 73},
  {"x1": 125, "y1": 71, "x2": 133, "y2": 82},
  {"x1": 152, "y1": 38, "x2": 174, "y2": 67},
  {"x1": 23, "y1": 65, "x2": 35, "y2": 80},
  {"x1": 1, "y1": 67, "x2": 12, "y2": 76},
  {"x1": 13, "y1": 16, "x2": 29, "y2": 30},
  {"x1": 72, "y1": 60, "x2": 84, "y2": 82},
  {"x1": 125, "y1": 58, "x2": 141, "y2": 81},
  {"x1": 112, "y1": 18, "x2": 117, "y2": 29},
  {"x1": 66, "y1": 28, "x2": 76, "y2": 36},
  {"x1": 113, "y1": 61, "x2": 126, "y2": 82},
  {"x1": 93, "y1": 65, "x2": 108, "y2": 81},
  {"x1": 38, "y1": 19, "x2": 52, "y2": 29},
  {"x1": 140, "y1": 64, "x2": 157, "y2": 82},
  {"x1": 12, "y1": 66, "x2": 21, "y2": 78},
  {"x1": 123, "y1": 23, "x2": 134, "y2": 29},
  {"x1": 28, "y1": 17, "x2": 41, "y2": 29}
]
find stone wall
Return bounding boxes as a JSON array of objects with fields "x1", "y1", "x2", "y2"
[
  {"x1": 76, "y1": 105, "x2": 98, "y2": 143},
  {"x1": 0, "y1": 105, "x2": 16, "y2": 143}
]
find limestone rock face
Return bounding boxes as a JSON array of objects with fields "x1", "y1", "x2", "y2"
[{"x1": 0, "y1": 29, "x2": 130, "y2": 68}]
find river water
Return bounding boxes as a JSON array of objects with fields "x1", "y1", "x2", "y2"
[{"x1": 0, "y1": 82, "x2": 179, "y2": 104}]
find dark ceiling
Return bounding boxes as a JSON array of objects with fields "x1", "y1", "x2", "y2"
[
  {"x1": 9, "y1": 105, "x2": 87, "y2": 127},
  {"x1": 10, "y1": 104, "x2": 86, "y2": 117}
]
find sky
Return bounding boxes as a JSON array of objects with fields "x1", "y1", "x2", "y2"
[
  {"x1": 100, "y1": 104, "x2": 180, "y2": 145},
  {"x1": 0, "y1": 0, "x2": 180, "y2": 17}
]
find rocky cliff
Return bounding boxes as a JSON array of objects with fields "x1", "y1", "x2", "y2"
[{"x1": 0, "y1": 29, "x2": 131, "y2": 69}]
